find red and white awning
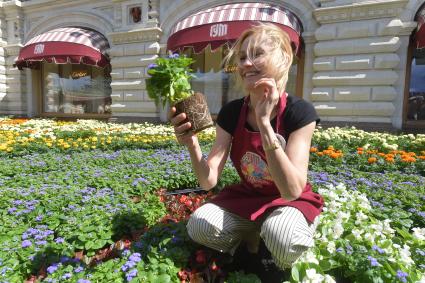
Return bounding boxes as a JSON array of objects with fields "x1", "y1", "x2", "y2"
[
  {"x1": 167, "y1": 3, "x2": 303, "y2": 55},
  {"x1": 15, "y1": 27, "x2": 110, "y2": 70},
  {"x1": 415, "y1": 6, "x2": 425, "y2": 49}
]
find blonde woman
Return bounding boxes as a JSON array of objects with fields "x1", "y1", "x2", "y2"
[{"x1": 170, "y1": 23, "x2": 324, "y2": 270}]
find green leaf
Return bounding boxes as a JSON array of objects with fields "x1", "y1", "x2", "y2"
[{"x1": 291, "y1": 265, "x2": 300, "y2": 282}]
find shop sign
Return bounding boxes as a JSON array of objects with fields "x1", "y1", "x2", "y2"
[
  {"x1": 71, "y1": 71, "x2": 89, "y2": 79},
  {"x1": 210, "y1": 23, "x2": 227, "y2": 38},
  {"x1": 224, "y1": 65, "x2": 237, "y2": 73},
  {"x1": 33, "y1": 44, "x2": 45, "y2": 55}
]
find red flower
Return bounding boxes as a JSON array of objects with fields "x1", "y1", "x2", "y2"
[
  {"x1": 195, "y1": 249, "x2": 207, "y2": 264},
  {"x1": 210, "y1": 261, "x2": 219, "y2": 271}
]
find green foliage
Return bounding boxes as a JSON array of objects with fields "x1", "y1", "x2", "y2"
[
  {"x1": 146, "y1": 54, "x2": 195, "y2": 108},
  {"x1": 225, "y1": 271, "x2": 262, "y2": 282}
]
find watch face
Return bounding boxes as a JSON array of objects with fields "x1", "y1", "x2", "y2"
[{"x1": 276, "y1": 133, "x2": 286, "y2": 150}]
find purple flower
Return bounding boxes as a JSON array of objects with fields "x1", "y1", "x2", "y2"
[
  {"x1": 372, "y1": 245, "x2": 385, "y2": 254},
  {"x1": 367, "y1": 255, "x2": 379, "y2": 267},
  {"x1": 35, "y1": 215, "x2": 43, "y2": 222},
  {"x1": 336, "y1": 247, "x2": 344, "y2": 253},
  {"x1": 126, "y1": 268, "x2": 138, "y2": 282},
  {"x1": 416, "y1": 249, "x2": 425, "y2": 256},
  {"x1": 147, "y1": 63, "x2": 158, "y2": 70},
  {"x1": 129, "y1": 253, "x2": 141, "y2": 263},
  {"x1": 35, "y1": 240, "x2": 47, "y2": 246},
  {"x1": 21, "y1": 240, "x2": 32, "y2": 248},
  {"x1": 8, "y1": 207, "x2": 17, "y2": 214},
  {"x1": 62, "y1": 273, "x2": 72, "y2": 280},
  {"x1": 47, "y1": 264, "x2": 59, "y2": 274},
  {"x1": 168, "y1": 53, "x2": 180, "y2": 59},
  {"x1": 60, "y1": 256, "x2": 71, "y2": 263},
  {"x1": 396, "y1": 270, "x2": 408, "y2": 283},
  {"x1": 55, "y1": 237, "x2": 65, "y2": 244},
  {"x1": 77, "y1": 279, "x2": 91, "y2": 283},
  {"x1": 74, "y1": 266, "x2": 84, "y2": 273}
]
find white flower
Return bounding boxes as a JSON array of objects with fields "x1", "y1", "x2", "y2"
[
  {"x1": 352, "y1": 229, "x2": 363, "y2": 240},
  {"x1": 333, "y1": 223, "x2": 344, "y2": 239},
  {"x1": 302, "y1": 269, "x2": 324, "y2": 283},
  {"x1": 323, "y1": 275, "x2": 336, "y2": 283},
  {"x1": 302, "y1": 250, "x2": 319, "y2": 265},
  {"x1": 412, "y1": 227, "x2": 425, "y2": 241},
  {"x1": 364, "y1": 232, "x2": 375, "y2": 242},
  {"x1": 327, "y1": 241, "x2": 336, "y2": 254},
  {"x1": 355, "y1": 211, "x2": 368, "y2": 225},
  {"x1": 399, "y1": 244, "x2": 414, "y2": 267}
]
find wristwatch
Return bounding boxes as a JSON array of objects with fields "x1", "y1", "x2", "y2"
[{"x1": 263, "y1": 139, "x2": 280, "y2": 151}]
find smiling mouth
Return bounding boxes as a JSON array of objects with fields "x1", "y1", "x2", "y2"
[{"x1": 243, "y1": 71, "x2": 260, "y2": 78}]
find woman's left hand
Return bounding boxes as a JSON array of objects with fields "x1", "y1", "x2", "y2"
[{"x1": 254, "y1": 78, "x2": 279, "y2": 125}]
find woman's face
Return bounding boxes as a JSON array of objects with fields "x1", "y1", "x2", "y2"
[{"x1": 237, "y1": 35, "x2": 272, "y2": 92}]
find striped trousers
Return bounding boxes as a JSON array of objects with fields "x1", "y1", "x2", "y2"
[{"x1": 187, "y1": 203, "x2": 319, "y2": 269}]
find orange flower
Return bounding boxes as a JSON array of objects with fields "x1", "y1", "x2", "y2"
[
  {"x1": 385, "y1": 157, "x2": 395, "y2": 163},
  {"x1": 330, "y1": 152, "x2": 343, "y2": 159},
  {"x1": 357, "y1": 147, "x2": 363, "y2": 151},
  {"x1": 368, "y1": 157, "x2": 377, "y2": 164},
  {"x1": 317, "y1": 152, "x2": 324, "y2": 156},
  {"x1": 310, "y1": 147, "x2": 318, "y2": 153},
  {"x1": 357, "y1": 150, "x2": 363, "y2": 155},
  {"x1": 378, "y1": 153, "x2": 385, "y2": 157},
  {"x1": 419, "y1": 156, "x2": 425, "y2": 160},
  {"x1": 327, "y1": 146, "x2": 335, "y2": 150}
]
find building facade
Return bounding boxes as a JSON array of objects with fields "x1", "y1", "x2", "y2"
[{"x1": 0, "y1": 0, "x2": 424, "y2": 131}]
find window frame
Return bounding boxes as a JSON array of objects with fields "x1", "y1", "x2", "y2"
[
  {"x1": 39, "y1": 63, "x2": 112, "y2": 119},
  {"x1": 403, "y1": 30, "x2": 425, "y2": 131}
]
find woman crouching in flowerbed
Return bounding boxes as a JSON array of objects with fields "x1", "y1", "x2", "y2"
[{"x1": 169, "y1": 23, "x2": 324, "y2": 272}]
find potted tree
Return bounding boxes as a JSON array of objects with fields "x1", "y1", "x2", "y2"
[{"x1": 146, "y1": 53, "x2": 213, "y2": 133}]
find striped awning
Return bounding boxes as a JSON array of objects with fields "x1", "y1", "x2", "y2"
[
  {"x1": 167, "y1": 3, "x2": 303, "y2": 55},
  {"x1": 415, "y1": 6, "x2": 425, "y2": 49},
  {"x1": 15, "y1": 27, "x2": 110, "y2": 70}
]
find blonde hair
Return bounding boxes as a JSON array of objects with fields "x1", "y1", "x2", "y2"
[{"x1": 224, "y1": 22, "x2": 294, "y2": 94}]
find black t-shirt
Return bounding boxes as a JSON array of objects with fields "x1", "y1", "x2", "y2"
[{"x1": 216, "y1": 95, "x2": 320, "y2": 141}]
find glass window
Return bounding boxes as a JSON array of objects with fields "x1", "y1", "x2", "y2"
[
  {"x1": 184, "y1": 45, "x2": 299, "y2": 116},
  {"x1": 42, "y1": 63, "x2": 112, "y2": 115},
  {"x1": 408, "y1": 55, "x2": 425, "y2": 121}
]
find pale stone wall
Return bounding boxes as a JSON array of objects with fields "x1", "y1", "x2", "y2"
[
  {"x1": 108, "y1": 0, "x2": 160, "y2": 118},
  {"x1": 1, "y1": 1, "x2": 26, "y2": 115},
  {"x1": 313, "y1": 0, "x2": 417, "y2": 127}
]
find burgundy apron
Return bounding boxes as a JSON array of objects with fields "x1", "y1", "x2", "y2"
[{"x1": 210, "y1": 94, "x2": 324, "y2": 224}]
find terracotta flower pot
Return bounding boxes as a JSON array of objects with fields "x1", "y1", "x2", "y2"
[{"x1": 174, "y1": 92, "x2": 214, "y2": 133}]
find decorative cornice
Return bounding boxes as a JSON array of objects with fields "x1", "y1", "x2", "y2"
[
  {"x1": 314, "y1": 0, "x2": 409, "y2": 24},
  {"x1": 109, "y1": 27, "x2": 162, "y2": 44},
  {"x1": 4, "y1": 44, "x2": 23, "y2": 56}
]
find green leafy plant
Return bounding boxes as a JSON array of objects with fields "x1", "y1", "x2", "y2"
[{"x1": 146, "y1": 53, "x2": 195, "y2": 108}]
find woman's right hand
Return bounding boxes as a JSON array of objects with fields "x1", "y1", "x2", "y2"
[{"x1": 169, "y1": 107, "x2": 197, "y2": 147}]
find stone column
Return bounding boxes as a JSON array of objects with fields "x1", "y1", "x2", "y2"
[
  {"x1": 1, "y1": 0, "x2": 26, "y2": 116},
  {"x1": 312, "y1": 0, "x2": 416, "y2": 129},
  {"x1": 108, "y1": 0, "x2": 162, "y2": 121},
  {"x1": 0, "y1": 11, "x2": 7, "y2": 113}
]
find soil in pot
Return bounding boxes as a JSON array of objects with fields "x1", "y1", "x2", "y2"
[{"x1": 174, "y1": 92, "x2": 214, "y2": 133}]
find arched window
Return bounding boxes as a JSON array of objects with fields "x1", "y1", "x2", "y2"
[
  {"x1": 15, "y1": 27, "x2": 111, "y2": 118},
  {"x1": 404, "y1": 5, "x2": 425, "y2": 130}
]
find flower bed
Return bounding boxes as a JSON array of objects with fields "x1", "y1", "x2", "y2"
[{"x1": 0, "y1": 118, "x2": 424, "y2": 282}]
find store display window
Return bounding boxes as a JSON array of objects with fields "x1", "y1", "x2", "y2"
[{"x1": 42, "y1": 63, "x2": 112, "y2": 115}]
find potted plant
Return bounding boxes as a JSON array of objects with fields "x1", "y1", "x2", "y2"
[{"x1": 146, "y1": 53, "x2": 213, "y2": 133}]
